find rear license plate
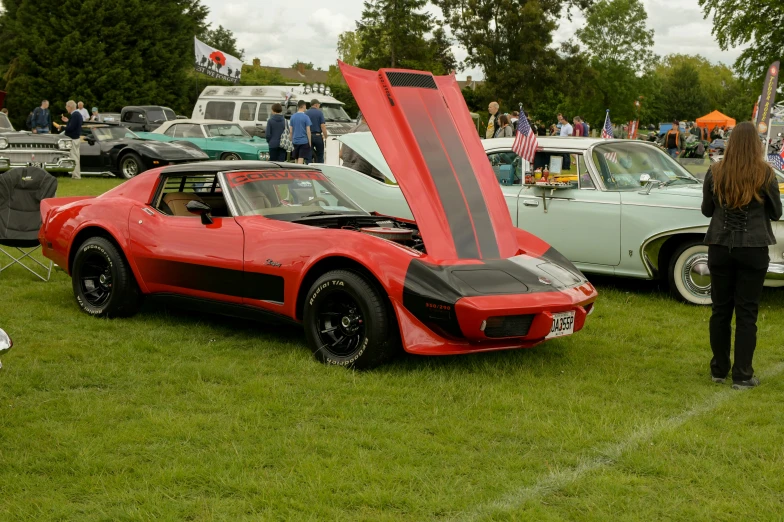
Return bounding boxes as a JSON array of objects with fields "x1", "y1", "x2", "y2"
[
  {"x1": 546, "y1": 311, "x2": 575, "y2": 339},
  {"x1": 28, "y1": 162, "x2": 44, "y2": 168}
]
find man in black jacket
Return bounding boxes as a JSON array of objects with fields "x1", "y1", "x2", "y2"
[{"x1": 59, "y1": 100, "x2": 83, "y2": 179}]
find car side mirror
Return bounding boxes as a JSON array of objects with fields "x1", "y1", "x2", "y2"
[
  {"x1": 186, "y1": 200, "x2": 213, "y2": 225},
  {"x1": 639, "y1": 173, "x2": 651, "y2": 184},
  {"x1": 0, "y1": 328, "x2": 12, "y2": 370},
  {"x1": 86, "y1": 137, "x2": 95, "y2": 145}
]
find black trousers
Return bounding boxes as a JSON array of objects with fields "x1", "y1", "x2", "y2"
[
  {"x1": 708, "y1": 245, "x2": 769, "y2": 381},
  {"x1": 311, "y1": 135, "x2": 324, "y2": 163}
]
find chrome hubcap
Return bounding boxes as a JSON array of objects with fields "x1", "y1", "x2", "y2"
[
  {"x1": 122, "y1": 159, "x2": 138, "y2": 176},
  {"x1": 683, "y1": 253, "x2": 711, "y2": 297}
]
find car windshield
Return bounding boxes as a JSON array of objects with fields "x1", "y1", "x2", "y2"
[
  {"x1": 146, "y1": 109, "x2": 167, "y2": 124},
  {"x1": 206, "y1": 124, "x2": 250, "y2": 138},
  {"x1": 592, "y1": 142, "x2": 700, "y2": 190},
  {"x1": 224, "y1": 170, "x2": 367, "y2": 220},
  {"x1": 92, "y1": 126, "x2": 140, "y2": 141},
  {"x1": 0, "y1": 113, "x2": 13, "y2": 130},
  {"x1": 321, "y1": 104, "x2": 351, "y2": 122}
]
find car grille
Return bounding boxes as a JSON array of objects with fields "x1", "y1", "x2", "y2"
[
  {"x1": 8, "y1": 142, "x2": 58, "y2": 150},
  {"x1": 484, "y1": 315, "x2": 535, "y2": 338},
  {"x1": 1, "y1": 151, "x2": 66, "y2": 165}
]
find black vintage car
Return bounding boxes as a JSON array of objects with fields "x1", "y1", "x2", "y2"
[
  {"x1": 0, "y1": 113, "x2": 76, "y2": 174},
  {"x1": 80, "y1": 123, "x2": 208, "y2": 178},
  {"x1": 120, "y1": 105, "x2": 177, "y2": 132}
]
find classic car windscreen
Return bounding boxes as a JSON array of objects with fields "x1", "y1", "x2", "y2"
[
  {"x1": 93, "y1": 127, "x2": 140, "y2": 141},
  {"x1": 206, "y1": 124, "x2": 250, "y2": 138},
  {"x1": 0, "y1": 113, "x2": 13, "y2": 130},
  {"x1": 223, "y1": 170, "x2": 368, "y2": 220},
  {"x1": 592, "y1": 143, "x2": 700, "y2": 190}
]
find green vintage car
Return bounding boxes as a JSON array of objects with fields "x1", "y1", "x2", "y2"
[
  {"x1": 136, "y1": 119, "x2": 269, "y2": 161},
  {"x1": 320, "y1": 134, "x2": 784, "y2": 305}
]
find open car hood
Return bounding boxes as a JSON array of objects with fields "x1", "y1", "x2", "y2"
[
  {"x1": 340, "y1": 62, "x2": 518, "y2": 261},
  {"x1": 338, "y1": 132, "x2": 396, "y2": 183}
]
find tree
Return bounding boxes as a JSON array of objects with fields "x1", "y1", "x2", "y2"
[
  {"x1": 698, "y1": 0, "x2": 784, "y2": 78},
  {"x1": 660, "y1": 61, "x2": 710, "y2": 121},
  {"x1": 337, "y1": 31, "x2": 362, "y2": 66},
  {"x1": 576, "y1": 0, "x2": 655, "y2": 70},
  {"x1": 434, "y1": 0, "x2": 592, "y2": 112},
  {"x1": 430, "y1": 26, "x2": 458, "y2": 74},
  {"x1": 356, "y1": 0, "x2": 438, "y2": 70},
  {"x1": 199, "y1": 24, "x2": 244, "y2": 59},
  {"x1": 291, "y1": 60, "x2": 315, "y2": 70},
  {"x1": 0, "y1": 0, "x2": 209, "y2": 127},
  {"x1": 239, "y1": 64, "x2": 287, "y2": 86}
]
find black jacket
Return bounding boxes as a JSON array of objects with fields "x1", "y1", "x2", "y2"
[
  {"x1": 0, "y1": 166, "x2": 58, "y2": 244},
  {"x1": 265, "y1": 114, "x2": 286, "y2": 149},
  {"x1": 701, "y1": 167, "x2": 782, "y2": 248}
]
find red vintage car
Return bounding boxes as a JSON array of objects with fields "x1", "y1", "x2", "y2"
[{"x1": 39, "y1": 64, "x2": 597, "y2": 368}]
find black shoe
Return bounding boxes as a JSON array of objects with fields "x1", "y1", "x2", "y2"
[
  {"x1": 732, "y1": 377, "x2": 760, "y2": 390},
  {"x1": 711, "y1": 376, "x2": 726, "y2": 384}
]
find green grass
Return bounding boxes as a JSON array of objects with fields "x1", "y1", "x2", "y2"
[{"x1": 2, "y1": 176, "x2": 784, "y2": 520}]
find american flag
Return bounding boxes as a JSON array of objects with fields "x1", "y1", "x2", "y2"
[
  {"x1": 601, "y1": 110, "x2": 617, "y2": 162},
  {"x1": 512, "y1": 109, "x2": 538, "y2": 162},
  {"x1": 768, "y1": 151, "x2": 784, "y2": 170}
]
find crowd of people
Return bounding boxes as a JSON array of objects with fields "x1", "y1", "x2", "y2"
[
  {"x1": 264, "y1": 98, "x2": 328, "y2": 165},
  {"x1": 484, "y1": 102, "x2": 593, "y2": 139},
  {"x1": 25, "y1": 99, "x2": 86, "y2": 179}
]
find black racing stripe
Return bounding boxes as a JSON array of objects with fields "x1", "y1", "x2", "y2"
[
  {"x1": 140, "y1": 259, "x2": 284, "y2": 302},
  {"x1": 394, "y1": 92, "x2": 479, "y2": 259},
  {"x1": 424, "y1": 98, "x2": 500, "y2": 259}
]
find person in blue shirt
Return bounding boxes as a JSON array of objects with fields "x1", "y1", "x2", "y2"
[
  {"x1": 289, "y1": 100, "x2": 312, "y2": 164},
  {"x1": 265, "y1": 103, "x2": 287, "y2": 162},
  {"x1": 304, "y1": 99, "x2": 328, "y2": 163},
  {"x1": 31, "y1": 100, "x2": 51, "y2": 134}
]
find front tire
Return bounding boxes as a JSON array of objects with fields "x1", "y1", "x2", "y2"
[
  {"x1": 119, "y1": 152, "x2": 144, "y2": 179},
  {"x1": 71, "y1": 237, "x2": 141, "y2": 317},
  {"x1": 221, "y1": 152, "x2": 241, "y2": 161},
  {"x1": 303, "y1": 270, "x2": 398, "y2": 369},
  {"x1": 668, "y1": 241, "x2": 712, "y2": 305}
]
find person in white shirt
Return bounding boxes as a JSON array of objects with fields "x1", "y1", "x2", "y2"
[
  {"x1": 557, "y1": 113, "x2": 573, "y2": 136},
  {"x1": 76, "y1": 101, "x2": 90, "y2": 121}
]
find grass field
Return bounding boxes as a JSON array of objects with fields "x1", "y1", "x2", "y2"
[{"x1": 2, "y1": 177, "x2": 784, "y2": 521}]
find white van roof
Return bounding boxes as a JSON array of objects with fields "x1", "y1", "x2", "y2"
[{"x1": 198, "y1": 85, "x2": 344, "y2": 105}]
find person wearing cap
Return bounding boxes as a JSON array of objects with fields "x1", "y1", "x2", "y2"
[
  {"x1": 305, "y1": 99, "x2": 327, "y2": 163},
  {"x1": 90, "y1": 107, "x2": 100, "y2": 122},
  {"x1": 661, "y1": 120, "x2": 685, "y2": 158}
]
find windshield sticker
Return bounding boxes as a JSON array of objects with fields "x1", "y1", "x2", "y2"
[
  {"x1": 226, "y1": 170, "x2": 326, "y2": 187},
  {"x1": 663, "y1": 170, "x2": 676, "y2": 179}
]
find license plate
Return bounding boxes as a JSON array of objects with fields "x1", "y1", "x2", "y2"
[
  {"x1": 546, "y1": 311, "x2": 575, "y2": 339},
  {"x1": 28, "y1": 162, "x2": 44, "y2": 168}
]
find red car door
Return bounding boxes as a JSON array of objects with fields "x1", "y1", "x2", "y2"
[{"x1": 128, "y1": 204, "x2": 245, "y2": 304}]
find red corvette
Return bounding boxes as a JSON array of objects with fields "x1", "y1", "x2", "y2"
[{"x1": 39, "y1": 64, "x2": 597, "y2": 368}]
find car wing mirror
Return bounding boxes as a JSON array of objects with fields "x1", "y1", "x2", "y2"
[
  {"x1": 0, "y1": 328, "x2": 12, "y2": 370},
  {"x1": 638, "y1": 175, "x2": 664, "y2": 195},
  {"x1": 86, "y1": 136, "x2": 96, "y2": 145},
  {"x1": 186, "y1": 200, "x2": 214, "y2": 225}
]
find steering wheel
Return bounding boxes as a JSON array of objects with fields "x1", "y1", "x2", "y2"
[{"x1": 305, "y1": 197, "x2": 330, "y2": 206}]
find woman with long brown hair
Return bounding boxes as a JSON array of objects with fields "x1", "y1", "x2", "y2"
[{"x1": 702, "y1": 121, "x2": 782, "y2": 389}]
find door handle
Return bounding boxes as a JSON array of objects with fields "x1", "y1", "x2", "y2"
[{"x1": 523, "y1": 199, "x2": 540, "y2": 207}]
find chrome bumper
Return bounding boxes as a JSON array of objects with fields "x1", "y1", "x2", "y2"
[
  {"x1": 767, "y1": 262, "x2": 784, "y2": 280},
  {"x1": 0, "y1": 156, "x2": 76, "y2": 173}
]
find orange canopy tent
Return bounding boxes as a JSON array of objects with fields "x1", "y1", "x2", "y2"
[{"x1": 696, "y1": 110, "x2": 736, "y2": 130}]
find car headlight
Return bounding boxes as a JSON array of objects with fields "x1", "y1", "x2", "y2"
[
  {"x1": 259, "y1": 151, "x2": 269, "y2": 160},
  {"x1": 0, "y1": 137, "x2": 8, "y2": 149},
  {"x1": 58, "y1": 139, "x2": 73, "y2": 150}
]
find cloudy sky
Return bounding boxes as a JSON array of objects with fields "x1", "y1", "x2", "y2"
[{"x1": 201, "y1": 0, "x2": 744, "y2": 79}]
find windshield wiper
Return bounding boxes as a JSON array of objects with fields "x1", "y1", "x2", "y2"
[
  {"x1": 299, "y1": 210, "x2": 343, "y2": 218},
  {"x1": 663, "y1": 175, "x2": 698, "y2": 186}
]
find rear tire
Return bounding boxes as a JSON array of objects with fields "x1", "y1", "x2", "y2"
[
  {"x1": 303, "y1": 270, "x2": 398, "y2": 369},
  {"x1": 72, "y1": 237, "x2": 141, "y2": 318},
  {"x1": 668, "y1": 241, "x2": 712, "y2": 305},
  {"x1": 119, "y1": 152, "x2": 143, "y2": 179}
]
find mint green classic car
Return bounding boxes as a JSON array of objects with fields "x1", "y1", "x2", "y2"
[
  {"x1": 136, "y1": 119, "x2": 269, "y2": 161},
  {"x1": 322, "y1": 134, "x2": 784, "y2": 304}
]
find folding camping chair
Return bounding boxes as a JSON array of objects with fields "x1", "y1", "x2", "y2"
[{"x1": 0, "y1": 166, "x2": 58, "y2": 281}]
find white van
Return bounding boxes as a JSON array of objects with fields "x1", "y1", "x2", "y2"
[{"x1": 192, "y1": 85, "x2": 356, "y2": 163}]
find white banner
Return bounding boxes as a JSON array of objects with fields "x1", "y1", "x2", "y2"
[{"x1": 194, "y1": 37, "x2": 242, "y2": 84}]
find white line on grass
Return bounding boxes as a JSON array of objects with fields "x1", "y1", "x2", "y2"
[{"x1": 458, "y1": 362, "x2": 784, "y2": 521}]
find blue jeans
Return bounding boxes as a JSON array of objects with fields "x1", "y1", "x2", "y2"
[
  {"x1": 668, "y1": 148, "x2": 679, "y2": 158},
  {"x1": 34, "y1": 127, "x2": 50, "y2": 134}
]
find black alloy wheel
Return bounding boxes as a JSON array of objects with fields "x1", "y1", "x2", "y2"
[
  {"x1": 303, "y1": 270, "x2": 398, "y2": 368},
  {"x1": 71, "y1": 237, "x2": 141, "y2": 318}
]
